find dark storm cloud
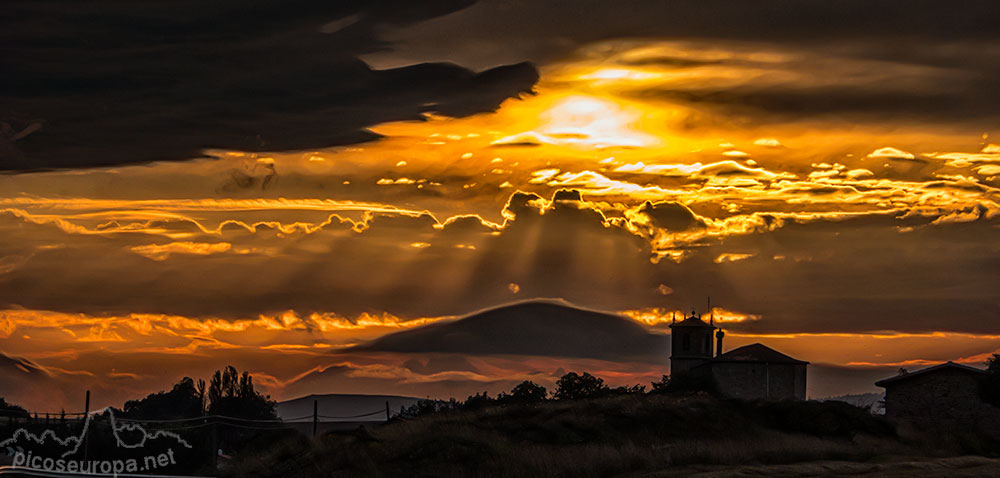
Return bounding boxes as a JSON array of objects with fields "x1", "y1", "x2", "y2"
[
  {"x1": 630, "y1": 81, "x2": 1000, "y2": 124},
  {"x1": 402, "y1": 355, "x2": 481, "y2": 375},
  {"x1": 0, "y1": 0, "x2": 538, "y2": 172},
  {"x1": 373, "y1": 0, "x2": 1000, "y2": 67},
  {"x1": 370, "y1": 0, "x2": 1000, "y2": 125}
]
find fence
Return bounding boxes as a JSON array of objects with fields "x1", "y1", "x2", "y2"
[
  {"x1": 0, "y1": 391, "x2": 392, "y2": 476},
  {"x1": 0, "y1": 390, "x2": 391, "y2": 432}
]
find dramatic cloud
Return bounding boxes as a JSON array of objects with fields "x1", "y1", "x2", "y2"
[
  {"x1": 2, "y1": 0, "x2": 999, "y2": 411},
  {"x1": 1, "y1": 0, "x2": 538, "y2": 171},
  {"x1": 368, "y1": 1, "x2": 1000, "y2": 127}
]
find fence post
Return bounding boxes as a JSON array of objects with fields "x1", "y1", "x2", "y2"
[
  {"x1": 83, "y1": 390, "x2": 90, "y2": 461},
  {"x1": 211, "y1": 417, "x2": 218, "y2": 470},
  {"x1": 385, "y1": 401, "x2": 390, "y2": 422},
  {"x1": 312, "y1": 399, "x2": 318, "y2": 438}
]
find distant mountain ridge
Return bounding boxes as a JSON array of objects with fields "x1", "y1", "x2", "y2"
[
  {"x1": 0, "y1": 352, "x2": 48, "y2": 377},
  {"x1": 818, "y1": 392, "x2": 885, "y2": 414},
  {"x1": 350, "y1": 299, "x2": 669, "y2": 363}
]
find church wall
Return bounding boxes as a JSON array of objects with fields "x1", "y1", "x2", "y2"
[
  {"x1": 710, "y1": 362, "x2": 805, "y2": 400},
  {"x1": 670, "y1": 357, "x2": 712, "y2": 375}
]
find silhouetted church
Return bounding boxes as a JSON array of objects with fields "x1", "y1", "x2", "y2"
[{"x1": 670, "y1": 310, "x2": 808, "y2": 400}]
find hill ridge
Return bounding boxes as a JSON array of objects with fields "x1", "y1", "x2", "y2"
[{"x1": 350, "y1": 299, "x2": 668, "y2": 363}]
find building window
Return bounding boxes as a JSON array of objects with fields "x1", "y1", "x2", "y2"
[{"x1": 682, "y1": 334, "x2": 690, "y2": 352}]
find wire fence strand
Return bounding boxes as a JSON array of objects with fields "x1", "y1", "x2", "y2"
[{"x1": 2, "y1": 409, "x2": 390, "y2": 427}]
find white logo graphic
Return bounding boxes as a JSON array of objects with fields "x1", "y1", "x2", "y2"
[{"x1": 2, "y1": 408, "x2": 194, "y2": 474}]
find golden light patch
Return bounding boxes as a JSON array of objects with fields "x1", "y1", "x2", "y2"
[{"x1": 130, "y1": 241, "x2": 232, "y2": 260}]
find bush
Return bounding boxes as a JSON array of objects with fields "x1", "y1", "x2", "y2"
[
  {"x1": 400, "y1": 398, "x2": 457, "y2": 417},
  {"x1": 608, "y1": 384, "x2": 646, "y2": 396},
  {"x1": 649, "y1": 375, "x2": 671, "y2": 394},
  {"x1": 648, "y1": 372, "x2": 717, "y2": 395},
  {"x1": 463, "y1": 391, "x2": 497, "y2": 410}
]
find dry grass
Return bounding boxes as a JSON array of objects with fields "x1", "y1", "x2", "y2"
[{"x1": 224, "y1": 394, "x2": 998, "y2": 478}]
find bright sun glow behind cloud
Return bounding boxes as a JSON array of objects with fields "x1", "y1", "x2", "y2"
[
  {"x1": 490, "y1": 93, "x2": 661, "y2": 149},
  {"x1": 539, "y1": 95, "x2": 659, "y2": 148}
]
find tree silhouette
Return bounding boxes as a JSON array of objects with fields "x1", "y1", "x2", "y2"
[
  {"x1": 0, "y1": 397, "x2": 29, "y2": 419},
  {"x1": 207, "y1": 365, "x2": 276, "y2": 419},
  {"x1": 509, "y1": 381, "x2": 548, "y2": 403},
  {"x1": 554, "y1": 372, "x2": 608, "y2": 400},
  {"x1": 497, "y1": 381, "x2": 547, "y2": 405},
  {"x1": 123, "y1": 366, "x2": 275, "y2": 419},
  {"x1": 123, "y1": 377, "x2": 204, "y2": 419}
]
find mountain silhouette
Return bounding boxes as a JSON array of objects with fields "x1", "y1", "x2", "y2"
[
  {"x1": 0, "y1": 353, "x2": 47, "y2": 377},
  {"x1": 351, "y1": 300, "x2": 668, "y2": 363},
  {"x1": 0, "y1": 352, "x2": 50, "y2": 392}
]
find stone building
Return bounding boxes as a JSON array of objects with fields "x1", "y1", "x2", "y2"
[
  {"x1": 875, "y1": 362, "x2": 989, "y2": 420},
  {"x1": 668, "y1": 311, "x2": 718, "y2": 375},
  {"x1": 670, "y1": 311, "x2": 808, "y2": 400}
]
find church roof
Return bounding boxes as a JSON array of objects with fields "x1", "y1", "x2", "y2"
[
  {"x1": 712, "y1": 343, "x2": 808, "y2": 365},
  {"x1": 874, "y1": 361, "x2": 986, "y2": 387},
  {"x1": 670, "y1": 316, "x2": 714, "y2": 328}
]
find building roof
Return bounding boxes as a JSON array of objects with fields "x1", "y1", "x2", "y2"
[
  {"x1": 711, "y1": 343, "x2": 808, "y2": 365},
  {"x1": 670, "y1": 315, "x2": 715, "y2": 328},
  {"x1": 874, "y1": 361, "x2": 987, "y2": 387}
]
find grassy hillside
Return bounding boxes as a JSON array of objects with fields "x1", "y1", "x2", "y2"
[{"x1": 224, "y1": 393, "x2": 999, "y2": 477}]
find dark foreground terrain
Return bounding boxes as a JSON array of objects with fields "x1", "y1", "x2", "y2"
[
  {"x1": 223, "y1": 393, "x2": 999, "y2": 477},
  {"x1": 648, "y1": 456, "x2": 1000, "y2": 477}
]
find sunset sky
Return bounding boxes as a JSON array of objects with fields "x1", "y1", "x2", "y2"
[{"x1": 2, "y1": 0, "x2": 999, "y2": 411}]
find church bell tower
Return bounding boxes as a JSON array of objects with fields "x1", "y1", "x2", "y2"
[{"x1": 669, "y1": 308, "x2": 717, "y2": 375}]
